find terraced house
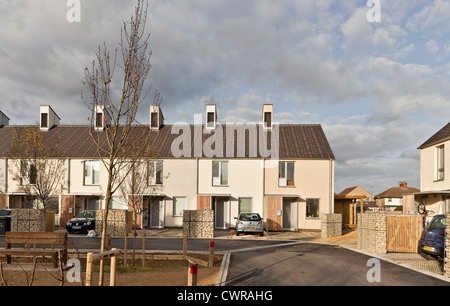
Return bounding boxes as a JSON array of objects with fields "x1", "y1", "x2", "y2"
[{"x1": 0, "y1": 104, "x2": 335, "y2": 232}]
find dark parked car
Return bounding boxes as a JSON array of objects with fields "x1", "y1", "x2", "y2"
[
  {"x1": 419, "y1": 214, "x2": 446, "y2": 258},
  {"x1": 0, "y1": 209, "x2": 11, "y2": 217},
  {"x1": 0, "y1": 209, "x2": 12, "y2": 234},
  {"x1": 66, "y1": 210, "x2": 96, "y2": 234}
]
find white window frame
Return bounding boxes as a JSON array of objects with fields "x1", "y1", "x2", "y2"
[
  {"x1": 436, "y1": 144, "x2": 445, "y2": 181},
  {"x1": 306, "y1": 198, "x2": 320, "y2": 219},
  {"x1": 239, "y1": 197, "x2": 252, "y2": 214},
  {"x1": 148, "y1": 160, "x2": 164, "y2": 186},
  {"x1": 20, "y1": 160, "x2": 37, "y2": 186},
  {"x1": 84, "y1": 161, "x2": 100, "y2": 186},
  {"x1": 110, "y1": 196, "x2": 126, "y2": 210},
  {"x1": 279, "y1": 161, "x2": 295, "y2": 187},
  {"x1": 173, "y1": 197, "x2": 187, "y2": 217},
  {"x1": 212, "y1": 161, "x2": 228, "y2": 186}
]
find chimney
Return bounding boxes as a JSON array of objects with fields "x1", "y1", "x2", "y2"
[
  {"x1": 262, "y1": 104, "x2": 273, "y2": 129},
  {"x1": 206, "y1": 104, "x2": 217, "y2": 130},
  {"x1": 150, "y1": 105, "x2": 164, "y2": 130},
  {"x1": 40, "y1": 105, "x2": 60, "y2": 131},
  {"x1": 0, "y1": 111, "x2": 9, "y2": 127},
  {"x1": 399, "y1": 181, "x2": 408, "y2": 189},
  {"x1": 94, "y1": 105, "x2": 111, "y2": 130}
]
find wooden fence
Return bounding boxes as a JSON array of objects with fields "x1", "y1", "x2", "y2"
[{"x1": 386, "y1": 215, "x2": 422, "y2": 253}]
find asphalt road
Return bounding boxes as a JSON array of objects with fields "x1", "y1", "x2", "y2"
[
  {"x1": 0, "y1": 235, "x2": 294, "y2": 253},
  {"x1": 225, "y1": 242, "x2": 450, "y2": 286}
]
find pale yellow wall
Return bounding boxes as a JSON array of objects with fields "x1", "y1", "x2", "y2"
[
  {"x1": 160, "y1": 159, "x2": 198, "y2": 227},
  {"x1": 198, "y1": 159, "x2": 265, "y2": 222},
  {"x1": 421, "y1": 140, "x2": 450, "y2": 192},
  {"x1": 68, "y1": 158, "x2": 198, "y2": 226},
  {"x1": 7, "y1": 159, "x2": 69, "y2": 195},
  {"x1": 265, "y1": 159, "x2": 334, "y2": 230},
  {"x1": 69, "y1": 159, "x2": 107, "y2": 197},
  {"x1": 0, "y1": 158, "x2": 6, "y2": 193}
]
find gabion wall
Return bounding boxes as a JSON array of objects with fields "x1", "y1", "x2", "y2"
[
  {"x1": 321, "y1": 213, "x2": 342, "y2": 238},
  {"x1": 11, "y1": 209, "x2": 52, "y2": 232},
  {"x1": 96, "y1": 209, "x2": 131, "y2": 237},
  {"x1": 357, "y1": 212, "x2": 387, "y2": 255},
  {"x1": 183, "y1": 210, "x2": 214, "y2": 238}
]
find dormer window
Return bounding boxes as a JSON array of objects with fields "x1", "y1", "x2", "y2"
[
  {"x1": 94, "y1": 105, "x2": 110, "y2": 130},
  {"x1": 0, "y1": 111, "x2": 9, "y2": 127},
  {"x1": 207, "y1": 112, "x2": 215, "y2": 128},
  {"x1": 262, "y1": 104, "x2": 273, "y2": 130},
  {"x1": 96, "y1": 112, "x2": 104, "y2": 129},
  {"x1": 150, "y1": 105, "x2": 164, "y2": 130},
  {"x1": 41, "y1": 113, "x2": 48, "y2": 129},
  {"x1": 264, "y1": 112, "x2": 272, "y2": 128},
  {"x1": 206, "y1": 104, "x2": 216, "y2": 129},
  {"x1": 40, "y1": 105, "x2": 60, "y2": 131},
  {"x1": 151, "y1": 113, "x2": 158, "y2": 128}
]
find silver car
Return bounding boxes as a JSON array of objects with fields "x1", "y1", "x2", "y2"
[{"x1": 235, "y1": 213, "x2": 264, "y2": 236}]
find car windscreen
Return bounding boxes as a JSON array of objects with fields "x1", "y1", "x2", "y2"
[
  {"x1": 74, "y1": 211, "x2": 96, "y2": 219},
  {"x1": 428, "y1": 215, "x2": 446, "y2": 230},
  {"x1": 0, "y1": 210, "x2": 10, "y2": 216},
  {"x1": 239, "y1": 213, "x2": 261, "y2": 221}
]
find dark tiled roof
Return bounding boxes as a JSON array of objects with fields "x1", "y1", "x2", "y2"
[
  {"x1": 0, "y1": 124, "x2": 335, "y2": 159},
  {"x1": 418, "y1": 122, "x2": 450, "y2": 149}
]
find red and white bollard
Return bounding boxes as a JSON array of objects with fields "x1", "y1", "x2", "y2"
[
  {"x1": 188, "y1": 261, "x2": 198, "y2": 286},
  {"x1": 209, "y1": 240, "x2": 215, "y2": 267}
]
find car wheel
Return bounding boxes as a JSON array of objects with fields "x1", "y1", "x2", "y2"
[
  {"x1": 236, "y1": 231, "x2": 240, "y2": 236},
  {"x1": 260, "y1": 232, "x2": 264, "y2": 237}
]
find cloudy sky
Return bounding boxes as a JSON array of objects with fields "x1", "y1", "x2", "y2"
[{"x1": 1, "y1": 0, "x2": 450, "y2": 195}]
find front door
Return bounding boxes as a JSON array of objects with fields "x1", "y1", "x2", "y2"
[
  {"x1": 214, "y1": 197, "x2": 228, "y2": 229},
  {"x1": 147, "y1": 197, "x2": 164, "y2": 228},
  {"x1": 283, "y1": 198, "x2": 296, "y2": 231}
]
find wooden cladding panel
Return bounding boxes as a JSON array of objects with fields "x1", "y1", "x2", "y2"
[
  {"x1": 60, "y1": 195, "x2": 75, "y2": 228},
  {"x1": 128, "y1": 195, "x2": 143, "y2": 229},
  {"x1": 267, "y1": 196, "x2": 282, "y2": 231},
  {"x1": 197, "y1": 196, "x2": 211, "y2": 210}
]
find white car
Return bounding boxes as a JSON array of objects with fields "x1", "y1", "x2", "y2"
[{"x1": 235, "y1": 213, "x2": 264, "y2": 237}]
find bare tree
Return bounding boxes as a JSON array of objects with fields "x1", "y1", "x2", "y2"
[
  {"x1": 119, "y1": 144, "x2": 170, "y2": 266},
  {"x1": 82, "y1": 0, "x2": 160, "y2": 285},
  {"x1": 9, "y1": 126, "x2": 66, "y2": 212}
]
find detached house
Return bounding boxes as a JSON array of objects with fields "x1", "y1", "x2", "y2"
[
  {"x1": 0, "y1": 104, "x2": 335, "y2": 232},
  {"x1": 374, "y1": 182, "x2": 419, "y2": 211}
]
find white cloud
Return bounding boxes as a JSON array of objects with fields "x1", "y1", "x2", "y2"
[
  {"x1": 425, "y1": 39, "x2": 440, "y2": 55},
  {"x1": 2, "y1": 0, "x2": 450, "y2": 195}
]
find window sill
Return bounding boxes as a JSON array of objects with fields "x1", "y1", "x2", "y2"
[
  {"x1": 212, "y1": 185, "x2": 229, "y2": 187},
  {"x1": 278, "y1": 185, "x2": 296, "y2": 188},
  {"x1": 433, "y1": 178, "x2": 444, "y2": 182}
]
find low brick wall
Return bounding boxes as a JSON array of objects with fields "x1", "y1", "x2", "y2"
[
  {"x1": 321, "y1": 213, "x2": 342, "y2": 238},
  {"x1": 183, "y1": 210, "x2": 214, "y2": 238},
  {"x1": 11, "y1": 209, "x2": 55, "y2": 232},
  {"x1": 357, "y1": 212, "x2": 387, "y2": 255},
  {"x1": 96, "y1": 209, "x2": 131, "y2": 237}
]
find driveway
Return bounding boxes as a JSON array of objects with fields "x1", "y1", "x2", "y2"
[{"x1": 223, "y1": 242, "x2": 450, "y2": 286}]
